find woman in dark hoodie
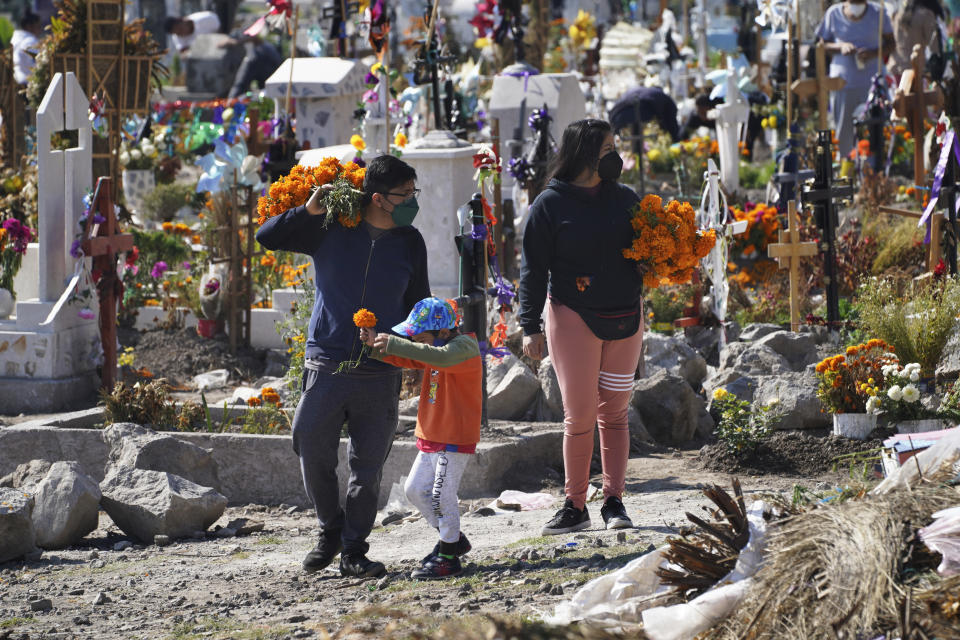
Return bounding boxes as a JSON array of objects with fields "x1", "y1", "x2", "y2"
[{"x1": 519, "y1": 119, "x2": 644, "y2": 536}]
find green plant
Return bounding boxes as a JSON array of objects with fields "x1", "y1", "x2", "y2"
[
  {"x1": 738, "y1": 160, "x2": 776, "y2": 190},
  {"x1": 711, "y1": 388, "x2": 780, "y2": 456},
  {"x1": 868, "y1": 216, "x2": 926, "y2": 275},
  {"x1": 645, "y1": 284, "x2": 693, "y2": 328},
  {"x1": 937, "y1": 382, "x2": 960, "y2": 422},
  {"x1": 141, "y1": 182, "x2": 196, "y2": 222},
  {"x1": 100, "y1": 379, "x2": 175, "y2": 427},
  {"x1": 277, "y1": 279, "x2": 314, "y2": 407},
  {"x1": 856, "y1": 276, "x2": 960, "y2": 375},
  {"x1": 239, "y1": 404, "x2": 290, "y2": 434}
]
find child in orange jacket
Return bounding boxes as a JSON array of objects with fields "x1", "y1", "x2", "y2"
[{"x1": 360, "y1": 297, "x2": 482, "y2": 579}]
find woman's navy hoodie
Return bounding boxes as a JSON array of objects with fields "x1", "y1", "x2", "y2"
[
  {"x1": 256, "y1": 205, "x2": 430, "y2": 372},
  {"x1": 519, "y1": 178, "x2": 642, "y2": 335}
]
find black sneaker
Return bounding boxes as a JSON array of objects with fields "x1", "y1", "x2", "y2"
[
  {"x1": 541, "y1": 499, "x2": 591, "y2": 535},
  {"x1": 600, "y1": 496, "x2": 634, "y2": 530},
  {"x1": 411, "y1": 554, "x2": 462, "y2": 580},
  {"x1": 302, "y1": 531, "x2": 343, "y2": 573},
  {"x1": 339, "y1": 552, "x2": 386, "y2": 578},
  {"x1": 422, "y1": 533, "x2": 472, "y2": 563}
]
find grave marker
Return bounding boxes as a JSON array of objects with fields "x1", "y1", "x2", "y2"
[
  {"x1": 768, "y1": 200, "x2": 818, "y2": 331},
  {"x1": 714, "y1": 71, "x2": 750, "y2": 192},
  {"x1": 791, "y1": 41, "x2": 845, "y2": 131}
]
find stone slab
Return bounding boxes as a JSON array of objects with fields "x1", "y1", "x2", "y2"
[
  {"x1": 0, "y1": 423, "x2": 563, "y2": 507},
  {"x1": 0, "y1": 373, "x2": 100, "y2": 414}
]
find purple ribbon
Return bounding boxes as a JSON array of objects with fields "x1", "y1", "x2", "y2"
[
  {"x1": 478, "y1": 340, "x2": 510, "y2": 361},
  {"x1": 528, "y1": 107, "x2": 551, "y2": 132},
  {"x1": 919, "y1": 130, "x2": 960, "y2": 243},
  {"x1": 488, "y1": 253, "x2": 516, "y2": 307},
  {"x1": 471, "y1": 222, "x2": 488, "y2": 241},
  {"x1": 503, "y1": 69, "x2": 538, "y2": 91}
]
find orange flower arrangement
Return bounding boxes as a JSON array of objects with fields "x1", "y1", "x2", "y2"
[
  {"x1": 260, "y1": 387, "x2": 281, "y2": 406},
  {"x1": 256, "y1": 158, "x2": 366, "y2": 229},
  {"x1": 814, "y1": 339, "x2": 898, "y2": 413},
  {"x1": 623, "y1": 194, "x2": 716, "y2": 289},
  {"x1": 353, "y1": 308, "x2": 378, "y2": 328},
  {"x1": 247, "y1": 396, "x2": 262, "y2": 407}
]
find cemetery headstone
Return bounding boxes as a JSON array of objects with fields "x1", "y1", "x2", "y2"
[
  {"x1": 263, "y1": 58, "x2": 367, "y2": 151},
  {"x1": 714, "y1": 71, "x2": 750, "y2": 192}
]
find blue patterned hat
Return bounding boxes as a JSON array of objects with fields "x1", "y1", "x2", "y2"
[{"x1": 392, "y1": 297, "x2": 457, "y2": 336}]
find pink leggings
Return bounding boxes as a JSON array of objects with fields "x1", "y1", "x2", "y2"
[{"x1": 546, "y1": 301, "x2": 644, "y2": 509}]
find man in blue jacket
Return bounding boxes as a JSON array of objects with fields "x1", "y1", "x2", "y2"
[{"x1": 256, "y1": 155, "x2": 430, "y2": 578}]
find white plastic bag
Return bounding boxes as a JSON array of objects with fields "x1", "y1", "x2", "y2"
[
  {"x1": 193, "y1": 368, "x2": 230, "y2": 391},
  {"x1": 495, "y1": 490, "x2": 556, "y2": 511},
  {"x1": 919, "y1": 505, "x2": 960, "y2": 576},
  {"x1": 872, "y1": 427, "x2": 960, "y2": 494}
]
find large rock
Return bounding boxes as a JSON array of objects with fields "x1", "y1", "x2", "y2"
[
  {"x1": 103, "y1": 423, "x2": 222, "y2": 492},
  {"x1": 684, "y1": 324, "x2": 739, "y2": 367},
  {"x1": 99, "y1": 468, "x2": 227, "y2": 543},
  {"x1": 739, "y1": 323, "x2": 783, "y2": 341},
  {"x1": 487, "y1": 357, "x2": 541, "y2": 420},
  {"x1": 631, "y1": 371, "x2": 714, "y2": 445},
  {"x1": 0, "y1": 487, "x2": 36, "y2": 563},
  {"x1": 718, "y1": 341, "x2": 791, "y2": 377},
  {"x1": 537, "y1": 355, "x2": 564, "y2": 422},
  {"x1": 755, "y1": 331, "x2": 818, "y2": 371},
  {"x1": 936, "y1": 318, "x2": 960, "y2": 381},
  {"x1": 0, "y1": 459, "x2": 52, "y2": 492},
  {"x1": 643, "y1": 332, "x2": 708, "y2": 389},
  {"x1": 32, "y1": 462, "x2": 101, "y2": 550},
  {"x1": 752, "y1": 372, "x2": 829, "y2": 430}
]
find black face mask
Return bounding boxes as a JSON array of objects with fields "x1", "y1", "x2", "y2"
[{"x1": 597, "y1": 152, "x2": 623, "y2": 181}]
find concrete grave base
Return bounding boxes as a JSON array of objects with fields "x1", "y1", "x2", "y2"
[
  {"x1": 0, "y1": 373, "x2": 99, "y2": 414},
  {"x1": 0, "y1": 423, "x2": 564, "y2": 508}
]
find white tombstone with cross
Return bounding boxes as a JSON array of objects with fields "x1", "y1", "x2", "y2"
[
  {"x1": 714, "y1": 70, "x2": 750, "y2": 193},
  {"x1": 0, "y1": 72, "x2": 101, "y2": 413},
  {"x1": 263, "y1": 57, "x2": 368, "y2": 151}
]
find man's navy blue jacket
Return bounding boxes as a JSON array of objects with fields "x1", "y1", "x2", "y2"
[{"x1": 256, "y1": 205, "x2": 430, "y2": 371}]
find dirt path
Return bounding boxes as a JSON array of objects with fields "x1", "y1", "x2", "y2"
[{"x1": 0, "y1": 452, "x2": 845, "y2": 640}]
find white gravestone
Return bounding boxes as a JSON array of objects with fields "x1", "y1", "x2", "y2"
[
  {"x1": 0, "y1": 72, "x2": 101, "y2": 413},
  {"x1": 263, "y1": 58, "x2": 367, "y2": 151},
  {"x1": 714, "y1": 71, "x2": 750, "y2": 193},
  {"x1": 488, "y1": 73, "x2": 586, "y2": 193}
]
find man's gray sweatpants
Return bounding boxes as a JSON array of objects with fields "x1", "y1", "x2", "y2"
[{"x1": 292, "y1": 367, "x2": 401, "y2": 555}]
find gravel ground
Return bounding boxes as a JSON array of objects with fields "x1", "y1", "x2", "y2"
[{"x1": 0, "y1": 453, "x2": 849, "y2": 640}]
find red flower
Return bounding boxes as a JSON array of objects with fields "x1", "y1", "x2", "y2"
[
  {"x1": 125, "y1": 245, "x2": 139, "y2": 265},
  {"x1": 934, "y1": 258, "x2": 947, "y2": 278}
]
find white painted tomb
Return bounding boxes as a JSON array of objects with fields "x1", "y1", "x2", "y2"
[{"x1": 0, "y1": 72, "x2": 101, "y2": 413}]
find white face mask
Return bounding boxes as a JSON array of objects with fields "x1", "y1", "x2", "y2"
[{"x1": 846, "y1": 2, "x2": 867, "y2": 18}]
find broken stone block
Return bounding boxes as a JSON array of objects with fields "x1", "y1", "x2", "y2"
[
  {"x1": 102, "y1": 422, "x2": 222, "y2": 492},
  {"x1": 631, "y1": 370, "x2": 713, "y2": 445},
  {"x1": 487, "y1": 357, "x2": 541, "y2": 420},
  {"x1": 0, "y1": 487, "x2": 36, "y2": 563},
  {"x1": 0, "y1": 459, "x2": 52, "y2": 492},
  {"x1": 32, "y1": 461, "x2": 102, "y2": 550},
  {"x1": 99, "y1": 468, "x2": 227, "y2": 543}
]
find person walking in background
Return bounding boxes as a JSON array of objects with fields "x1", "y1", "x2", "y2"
[
  {"x1": 814, "y1": 0, "x2": 895, "y2": 159},
  {"x1": 891, "y1": 0, "x2": 946, "y2": 77},
  {"x1": 519, "y1": 119, "x2": 644, "y2": 536},
  {"x1": 165, "y1": 10, "x2": 221, "y2": 53},
  {"x1": 256, "y1": 156, "x2": 430, "y2": 578},
  {"x1": 11, "y1": 12, "x2": 43, "y2": 86},
  {"x1": 361, "y1": 297, "x2": 482, "y2": 579}
]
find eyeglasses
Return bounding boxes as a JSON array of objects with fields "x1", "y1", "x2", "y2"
[{"x1": 380, "y1": 189, "x2": 420, "y2": 200}]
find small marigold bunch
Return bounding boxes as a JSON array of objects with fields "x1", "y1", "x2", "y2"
[
  {"x1": 256, "y1": 158, "x2": 366, "y2": 228},
  {"x1": 260, "y1": 387, "x2": 282, "y2": 407},
  {"x1": 814, "y1": 339, "x2": 898, "y2": 414},
  {"x1": 353, "y1": 308, "x2": 377, "y2": 328},
  {"x1": 729, "y1": 202, "x2": 780, "y2": 259},
  {"x1": 623, "y1": 194, "x2": 716, "y2": 289}
]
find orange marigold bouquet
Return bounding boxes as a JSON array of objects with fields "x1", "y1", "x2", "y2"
[
  {"x1": 256, "y1": 157, "x2": 366, "y2": 228},
  {"x1": 337, "y1": 308, "x2": 378, "y2": 373},
  {"x1": 623, "y1": 194, "x2": 717, "y2": 289},
  {"x1": 814, "y1": 339, "x2": 898, "y2": 414}
]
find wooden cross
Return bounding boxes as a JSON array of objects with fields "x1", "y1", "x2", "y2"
[
  {"x1": 80, "y1": 176, "x2": 134, "y2": 391},
  {"x1": 791, "y1": 41, "x2": 846, "y2": 131},
  {"x1": 768, "y1": 200, "x2": 818, "y2": 331},
  {"x1": 893, "y1": 44, "x2": 944, "y2": 267}
]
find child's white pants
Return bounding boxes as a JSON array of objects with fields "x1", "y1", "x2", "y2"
[{"x1": 404, "y1": 450, "x2": 470, "y2": 543}]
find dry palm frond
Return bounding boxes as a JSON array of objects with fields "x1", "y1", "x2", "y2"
[
  {"x1": 656, "y1": 478, "x2": 750, "y2": 600},
  {"x1": 701, "y1": 484, "x2": 958, "y2": 640}
]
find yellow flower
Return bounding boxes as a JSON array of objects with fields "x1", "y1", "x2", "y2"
[
  {"x1": 350, "y1": 135, "x2": 366, "y2": 151},
  {"x1": 712, "y1": 388, "x2": 730, "y2": 401},
  {"x1": 370, "y1": 62, "x2": 383, "y2": 75},
  {"x1": 394, "y1": 132, "x2": 408, "y2": 148},
  {"x1": 474, "y1": 37, "x2": 491, "y2": 49}
]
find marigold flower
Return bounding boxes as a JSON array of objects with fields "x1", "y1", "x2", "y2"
[
  {"x1": 247, "y1": 396, "x2": 262, "y2": 407},
  {"x1": 350, "y1": 135, "x2": 366, "y2": 151},
  {"x1": 353, "y1": 308, "x2": 377, "y2": 328}
]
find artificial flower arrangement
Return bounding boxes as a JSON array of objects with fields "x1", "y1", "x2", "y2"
[
  {"x1": 118, "y1": 137, "x2": 160, "y2": 171},
  {"x1": 866, "y1": 361, "x2": 933, "y2": 420},
  {"x1": 0, "y1": 218, "x2": 35, "y2": 296},
  {"x1": 814, "y1": 339, "x2": 899, "y2": 414},
  {"x1": 256, "y1": 158, "x2": 366, "y2": 228},
  {"x1": 622, "y1": 194, "x2": 717, "y2": 289}
]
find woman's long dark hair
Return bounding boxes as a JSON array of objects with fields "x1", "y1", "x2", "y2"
[{"x1": 547, "y1": 119, "x2": 612, "y2": 183}]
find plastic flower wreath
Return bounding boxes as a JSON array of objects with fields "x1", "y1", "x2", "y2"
[{"x1": 473, "y1": 144, "x2": 501, "y2": 190}]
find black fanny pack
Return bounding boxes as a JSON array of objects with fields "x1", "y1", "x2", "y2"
[{"x1": 573, "y1": 306, "x2": 641, "y2": 341}]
